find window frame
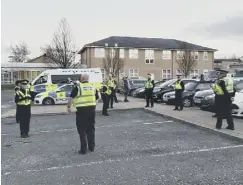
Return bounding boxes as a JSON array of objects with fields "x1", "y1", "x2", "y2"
[
  {"x1": 119, "y1": 49, "x2": 125, "y2": 58},
  {"x1": 94, "y1": 48, "x2": 105, "y2": 58},
  {"x1": 177, "y1": 50, "x2": 185, "y2": 60},
  {"x1": 161, "y1": 69, "x2": 172, "y2": 79},
  {"x1": 203, "y1": 52, "x2": 208, "y2": 60},
  {"x1": 162, "y1": 50, "x2": 172, "y2": 60},
  {"x1": 129, "y1": 49, "x2": 138, "y2": 59},
  {"x1": 129, "y1": 68, "x2": 139, "y2": 77}
]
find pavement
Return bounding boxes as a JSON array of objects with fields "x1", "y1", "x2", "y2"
[
  {"x1": 2, "y1": 94, "x2": 243, "y2": 141},
  {"x1": 2, "y1": 109, "x2": 243, "y2": 185}
]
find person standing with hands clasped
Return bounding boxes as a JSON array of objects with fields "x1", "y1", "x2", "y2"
[
  {"x1": 107, "y1": 74, "x2": 116, "y2": 108},
  {"x1": 67, "y1": 74, "x2": 100, "y2": 155},
  {"x1": 100, "y1": 82, "x2": 111, "y2": 116},
  {"x1": 145, "y1": 73, "x2": 155, "y2": 108},
  {"x1": 213, "y1": 74, "x2": 234, "y2": 130},
  {"x1": 15, "y1": 80, "x2": 32, "y2": 138},
  {"x1": 174, "y1": 75, "x2": 185, "y2": 111},
  {"x1": 14, "y1": 80, "x2": 21, "y2": 123}
]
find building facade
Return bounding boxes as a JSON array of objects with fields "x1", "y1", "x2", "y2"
[{"x1": 79, "y1": 36, "x2": 217, "y2": 80}]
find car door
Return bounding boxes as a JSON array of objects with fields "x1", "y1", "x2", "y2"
[{"x1": 56, "y1": 85, "x2": 74, "y2": 104}]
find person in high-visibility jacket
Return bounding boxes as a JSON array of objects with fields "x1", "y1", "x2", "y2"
[
  {"x1": 224, "y1": 73, "x2": 235, "y2": 98},
  {"x1": 107, "y1": 74, "x2": 116, "y2": 108},
  {"x1": 100, "y1": 83, "x2": 111, "y2": 116},
  {"x1": 214, "y1": 77, "x2": 234, "y2": 130},
  {"x1": 15, "y1": 80, "x2": 32, "y2": 138},
  {"x1": 174, "y1": 75, "x2": 185, "y2": 111},
  {"x1": 145, "y1": 73, "x2": 155, "y2": 107},
  {"x1": 14, "y1": 80, "x2": 21, "y2": 123},
  {"x1": 67, "y1": 74, "x2": 100, "y2": 155}
]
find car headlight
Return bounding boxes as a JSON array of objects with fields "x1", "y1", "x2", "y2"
[
  {"x1": 170, "y1": 95, "x2": 175, "y2": 98},
  {"x1": 153, "y1": 89, "x2": 160, "y2": 93},
  {"x1": 35, "y1": 94, "x2": 42, "y2": 98},
  {"x1": 205, "y1": 94, "x2": 214, "y2": 100},
  {"x1": 138, "y1": 89, "x2": 144, "y2": 92}
]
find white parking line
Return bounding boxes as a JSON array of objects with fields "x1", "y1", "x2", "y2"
[
  {"x1": 3, "y1": 144, "x2": 243, "y2": 176},
  {"x1": 1, "y1": 120, "x2": 172, "y2": 136},
  {"x1": 143, "y1": 121, "x2": 173, "y2": 125}
]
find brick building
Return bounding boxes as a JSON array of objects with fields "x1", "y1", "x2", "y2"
[{"x1": 78, "y1": 36, "x2": 217, "y2": 80}]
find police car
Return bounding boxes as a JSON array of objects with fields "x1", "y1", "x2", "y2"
[
  {"x1": 232, "y1": 89, "x2": 243, "y2": 118},
  {"x1": 34, "y1": 84, "x2": 74, "y2": 105}
]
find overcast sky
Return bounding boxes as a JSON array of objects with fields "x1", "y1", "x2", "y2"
[{"x1": 1, "y1": 0, "x2": 243, "y2": 62}]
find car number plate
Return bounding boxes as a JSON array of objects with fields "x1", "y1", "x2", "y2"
[{"x1": 194, "y1": 99, "x2": 201, "y2": 103}]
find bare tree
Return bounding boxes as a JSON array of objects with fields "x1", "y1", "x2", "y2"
[
  {"x1": 103, "y1": 48, "x2": 124, "y2": 78},
  {"x1": 8, "y1": 42, "x2": 30, "y2": 62},
  {"x1": 176, "y1": 51, "x2": 198, "y2": 78},
  {"x1": 41, "y1": 18, "x2": 77, "y2": 68}
]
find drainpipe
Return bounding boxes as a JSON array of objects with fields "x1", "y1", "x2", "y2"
[{"x1": 171, "y1": 50, "x2": 174, "y2": 78}]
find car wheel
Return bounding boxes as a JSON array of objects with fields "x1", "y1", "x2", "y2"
[
  {"x1": 43, "y1": 97, "x2": 55, "y2": 105},
  {"x1": 183, "y1": 98, "x2": 191, "y2": 107}
]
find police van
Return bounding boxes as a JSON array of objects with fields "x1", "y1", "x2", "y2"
[
  {"x1": 30, "y1": 68, "x2": 103, "y2": 97},
  {"x1": 34, "y1": 83, "x2": 74, "y2": 105}
]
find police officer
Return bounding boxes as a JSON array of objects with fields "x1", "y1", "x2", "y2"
[
  {"x1": 100, "y1": 83, "x2": 111, "y2": 116},
  {"x1": 145, "y1": 73, "x2": 154, "y2": 107},
  {"x1": 15, "y1": 80, "x2": 32, "y2": 138},
  {"x1": 214, "y1": 74, "x2": 234, "y2": 130},
  {"x1": 67, "y1": 74, "x2": 99, "y2": 155},
  {"x1": 14, "y1": 80, "x2": 21, "y2": 123},
  {"x1": 224, "y1": 73, "x2": 235, "y2": 100},
  {"x1": 107, "y1": 74, "x2": 116, "y2": 108},
  {"x1": 174, "y1": 75, "x2": 185, "y2": 111}
]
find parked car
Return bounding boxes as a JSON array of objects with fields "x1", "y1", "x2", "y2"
[
  {"x1": 153, "y1": 79, "x2": 197, "y2": 102},
  {"x1": 193, "y1": 89, "x2": 214, "y2": 106},
  {"x1": 120, "y1": 79, "x2": 147, "y2": 96},
  {"x1": 232, "y1": 89, "x2": 243, "y2": 118},
  {"x1": 132, "y1": 80, "x2": 168, "y2": 98},
  {"x1": 200, "y1": 93, "x2": 216, "y2": 112},
  {"x1": 163, "y1": 81, "x2": 214, "y2": 107},
  {"x1": 234, "y1": 80, "x2": 243, "y2": 92}
]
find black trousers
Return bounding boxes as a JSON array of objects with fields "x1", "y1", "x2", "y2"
[
  {"x1": 102, "y1": 94, "x2": 109, "y2": 114},
  {"x1": 18, "y1": 105, "x2": 31, "y2": 135},
  {"x1": 145, "y1": 90, "x2": 153, "y2": 107},
  {"x1": 108, "y1": 89, "x2": 115, "y2": 108},
  {"x1": 124, "y1": 90, "x2": 128, "y2": 101},
  {"x1": 175, "y1": 91, "x2": 183, "y2": 110},
  {"x1": 216, "y1": 115, "x2": 234, "y2": 129},
  {"x1": 16, "y1": 104, "x2": 20, "y2": 123},
  {"x1": 76, "y1": 107, "x2": 95, "y2": 153}
]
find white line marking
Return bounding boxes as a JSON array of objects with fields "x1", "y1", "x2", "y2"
[
  {"x1": 2, "y1": 120, "x2": 172, "y2": 136},
  {"x1": 143, "y1": 121, "x2": 173, "y2": 125},
  {"x1": 3, "y1": 144, "x2": 243, "y2": 176}
]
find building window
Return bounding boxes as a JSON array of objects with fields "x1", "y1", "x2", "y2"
[
  {"x1": 190, "y1": 70, "x2": 199, "y2": 78},
  {"x1": 176, "y1": 69, "x2": 185, "y2": 76},
  {"x1": 203, "y1": 52, "x2": 208, "y2": 60},
  {"x1": 119, "y1": 49, "x2": 124, "y2": 58},
  {"x1": 129, "y1": 68, "x2": 139, "y2": 77},
  {"x1": 162, "y1": 50, "x2": 171, "y2": 60},
  {"x1": 177, "y1": 51, "x2": 184, "y2": 59},
  {"x1": 162, "y1": 69, "x2": 171, "y2": 79},
  {"x1": 129, "y1": 49, "x2": 138, "y2": 59},
  {"x1": 95, "y1": 48, "x2": 105, "y2": 58},
  {"x1": 145, "y1": 50, "x2": 154, "y2": 64},
  {"x1": 191, "y1": 51, "x2": 199, "y2": 60},
  {"x1": 101, "y1": 68, "x2": 105, "y2": 80}
]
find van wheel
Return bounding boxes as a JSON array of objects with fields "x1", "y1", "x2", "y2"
[
  {"x1": 43, "y1": 98, "x2": 54, "y2": 105},
  {"x1": 183, "y1": 98, "x2": 191, "y2": 107}
]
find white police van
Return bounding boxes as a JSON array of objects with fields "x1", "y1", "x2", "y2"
[{"x1": 30, "y1": 68, "x2": 103, "y2": 94}]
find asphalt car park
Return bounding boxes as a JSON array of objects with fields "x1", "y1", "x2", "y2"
[{"x1": 2, "y1": 109, "x2": 243, "y2": 185}]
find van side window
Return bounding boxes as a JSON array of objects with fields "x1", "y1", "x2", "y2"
[
  {"x1": 34, "y1": 75, "x2": 48, "y2": 85},
  {"x1": 51, "y1": 75, "x2": 81, "y2": 84}
]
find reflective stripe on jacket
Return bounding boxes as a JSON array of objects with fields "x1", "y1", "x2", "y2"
[
  {"x1": 16, "y1": 89, "x2": 31, "y2": 105},
  {"x1": 74, "y1": 83, "x2": 96, "y2": 107}
]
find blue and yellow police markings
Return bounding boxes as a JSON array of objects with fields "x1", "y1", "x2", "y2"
[{"x1": 32, "y1": 84, "x2": 63, "y2": 93}]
